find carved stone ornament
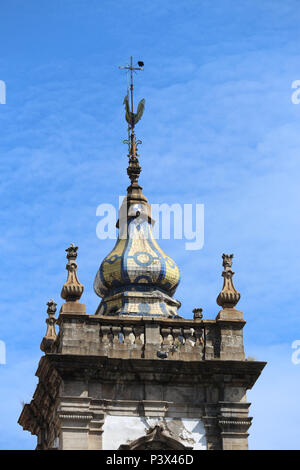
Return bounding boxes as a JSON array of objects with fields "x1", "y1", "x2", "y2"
[
  {"x1": 119, "y1": 425, "x2": 192, "y2": 450},
  {"x1": 40, "y1": 299, "x2": 57, "y2": 352},
  {"x1": 61, "y1": 244, "x2": 84, "y2": 302},
  {"x1": 65, "y1": 243, "x2": 78, "y2": 260},
  {"x1": 193, "y1": 308, "x2": 203, "y2": 320},
  {"x1": 216, "y1": 253, "x2": 240, "y2": 309}
]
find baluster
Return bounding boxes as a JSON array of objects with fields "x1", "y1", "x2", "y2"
[
  {"x1": 172, "y1": 328, "x2": 182, "y2": 350},
  {"x1": 161, "y1": 327, "x2": 172, "y2": 348},
  {"x1": 131, "y1": 325, "x2": 144, "y2": 358},
  {"x1": 123, "y1": 326, "x2": 134, "y2": 345},
  {"x1": 194, "y1": 327, "x2": 204, "y2": 347},
  {"x1": 183, "y1": 328, "x2": 195, "y2": 351},
  {"x1": 111, "y1": 326, "x2": 122, "y2": 344},
  {"x1": 133, "y1": 326, "x2": 144, "y2": 345},
  {"x1": 100, "y1": 325, "x2": 112, "y2": 344},
  {"x1": 194, "y1": 327, "x2": 204, "y2": 359}
]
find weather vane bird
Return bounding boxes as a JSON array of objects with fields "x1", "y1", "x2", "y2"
[
  {"x1": 119, "y1": 57, "x2": 145, "y2": 166},
  {"x1": 123, "y1": 94, "x2": 145, "y2": 129}
]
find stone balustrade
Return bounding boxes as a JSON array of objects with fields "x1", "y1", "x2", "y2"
[
  {"x1": 55, "y1": 313, "x2": 238, "y2": 361},
  {"x1": 98, "y1": 320, "x2": 205, "y2": 360}
]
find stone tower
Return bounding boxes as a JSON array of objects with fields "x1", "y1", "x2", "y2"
[{"x1": 18, "y1": 67, "x2": 265, "y2": 450}]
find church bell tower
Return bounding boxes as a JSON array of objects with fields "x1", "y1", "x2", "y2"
[{"x1": 18, "y1": 58, "x2": 265, "y2": 450}]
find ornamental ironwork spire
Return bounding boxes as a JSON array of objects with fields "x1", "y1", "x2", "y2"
[{"x1": 119, "y1": 56, "x2": 145, "y2": 185}]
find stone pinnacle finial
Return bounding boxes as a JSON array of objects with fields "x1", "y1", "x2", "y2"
[
  {"x1": 193, "y1": 308, "x2": 203, "y2": 320},
  {"x1": 61, "y1": 243, "x2": 84, "y2": 302},
  {"x1": 40, "y1": 299, "x2": 57, "y2": 352},
  {"x1": 65, "y1": 243, "x2": 78, "y2": 261},
  {"x1": 47, "y1": 298, "x2": 57, "y2": 315},
  {"x1": 216, "y1": 254, "x2": 240, "y2": 309}
]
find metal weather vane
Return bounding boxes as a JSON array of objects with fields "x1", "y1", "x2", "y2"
[{"x1": 119, "y1": 57, "x2": 145, "y2": 166}]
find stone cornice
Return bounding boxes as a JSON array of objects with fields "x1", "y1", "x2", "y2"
[
  {"x1": 18, "y1": 358, "x2": 62, "y2": 437},
  {"x1": 218, "y1": 416, "x2": 253, "y2": 435},
  {"x1": 40, "y1": 353, "x2": 265, "y2": 388},
  {"x1": 56, "y1": 312, "x2": 246, "y2": 331}
]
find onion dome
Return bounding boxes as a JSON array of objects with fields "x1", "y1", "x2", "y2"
[{"x1": 94, "y1": 180, "x2": 180, "y2": 317}]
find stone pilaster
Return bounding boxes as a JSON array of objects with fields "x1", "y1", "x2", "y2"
[
  {"x1": 217, "y1": 401, "x2": 251, "y2": 450},
  {"x1": 202, "y1": 412, "x2": 221, "y2": 450},
  {"x1": 216, "y1": 318, "x2": 245, "y2": 360},
  {"x1": 88, "y1": 417, "x2": 105, "y2": 450}
]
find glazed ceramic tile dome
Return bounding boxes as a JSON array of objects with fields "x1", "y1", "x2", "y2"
[
  {"x1": 94, "y1": 210, "x2": 180, "y2": 297},
  {"x1": 94, "y1": 183, "x2": 181, "y2": 317}
]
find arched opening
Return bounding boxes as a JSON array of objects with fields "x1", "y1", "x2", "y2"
[{"x1": 118, "y1": 425, "x2": 193, "y2": 450}]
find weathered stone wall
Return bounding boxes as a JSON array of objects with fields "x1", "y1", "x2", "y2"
[{"x1": 18, "y1": 309, "x2": 266, "y2": 450}]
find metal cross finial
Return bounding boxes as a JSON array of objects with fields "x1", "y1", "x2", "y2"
[{"x1": 119, "y1": 56, "x2": 144, "y2": 116}]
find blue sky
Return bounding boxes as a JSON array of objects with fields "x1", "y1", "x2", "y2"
[{"x1": 0, "y1": 0, "x2": 300, "y2": 449}]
